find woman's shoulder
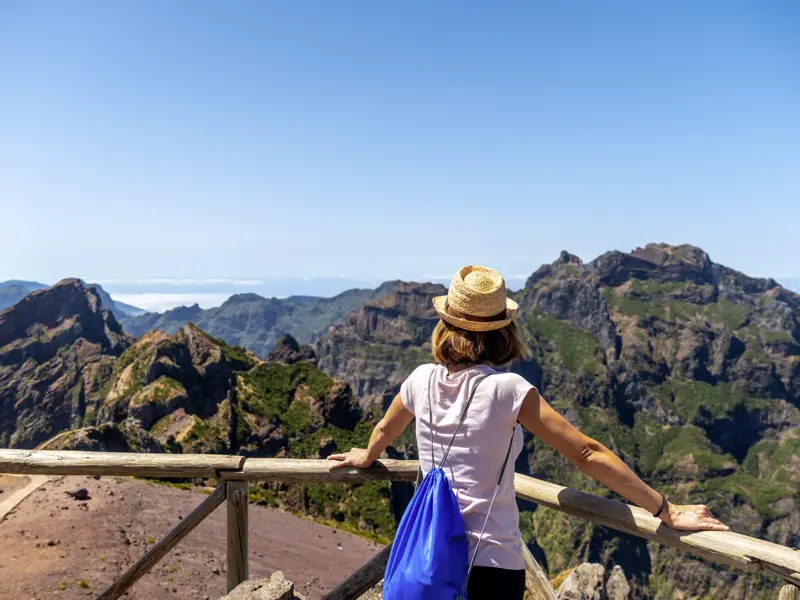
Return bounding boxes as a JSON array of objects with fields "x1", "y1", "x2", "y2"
[
  {"x1": 408, "y1": 362, "x2": 439, "y2": 377},
  {"x1": 486, "y1": 369, "x2": 536, "y2": 393},
  {"x1": 402, "y1": 363, "x2": 439, "y2": 388}
]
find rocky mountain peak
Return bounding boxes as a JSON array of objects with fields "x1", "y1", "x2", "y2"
[
  {"x1": 0, "y1": 279, "x2": 134, "y2": 447},
  {"x1": 590, "y1": 243, "x2": 715, "y2": 287},
  {"x1": 367, "y1": 281, "x2": 446, "y2": 314},
  {"x1": 558, "y1": 250, "x2": 583, "y2": 267},
  {"x1": 267, "y1": 334, "x2": 316, "y2": 364},
  {"x1": 630, "y1": 243, "x2": 711, "y2": 270},
  {"x1": 0, "y1": 278, "x2": 130, "y2": 362},
  {"x1": 324, "y1": 282, "x2": 446, "y2": 348},
  {"x1": 223, "y1": 293, "x2": 271, "y2": 306}
]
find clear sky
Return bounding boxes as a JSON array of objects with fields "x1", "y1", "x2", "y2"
[{"x1": 1, "y1": 1, "x2": 798, "y2": 309}]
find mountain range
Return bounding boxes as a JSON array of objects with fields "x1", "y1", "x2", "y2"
[
  {"x1": 116, "y1": 286, "x2": 389, "y2": 358},
  {"x1": 0, "y1": 243, "x2": 798, "y2": 599}
]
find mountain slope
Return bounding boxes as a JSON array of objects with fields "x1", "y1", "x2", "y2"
[
  {"x1": 514, "y1": 245, "x2": 799, "y2": 599},
  {"x1": 1, "y1": 247, "x2": 797, "y2": 598},
  {"x1": 0, "y1": 279, "x2": 133, "y2": 447},
  {"x1": 119, "y1": 287, "x2": 379, "y2": 358},
  {"x1": 0, "y1": 280, "x2": 394, "y2": 539},
  {"x1": 42, "y1": 325, "x2": 393, "y2": 539},
  {"x1": 315, "y1": 244, "x2": 799, "y2": 599},
  {"x1": 316, "y1": 281, "x2": 446, "y2": 408}
]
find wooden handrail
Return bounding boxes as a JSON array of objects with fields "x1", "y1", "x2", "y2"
[
  {"x1": 514, "y1": 473, "x2": 800, "y2": 587},
  {"x1": 0, "y1": 449, "x2": 244, "y2": 477},
  {"x1": 220, "y1": 457, "x2": 419, "y2": 482},
  {"x1": 1, "y1": 450, "x2": 798, "y2": 592}
]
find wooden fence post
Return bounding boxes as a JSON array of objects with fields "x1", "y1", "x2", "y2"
[
  {"x1": 779, "y1": 584, "x2": 799, "y2": 600},
  {"x1": 320, "y1": 544, "x2": 392, "y2": 600},
  {"x1": 226, "y1": 480, "x2": 249, "y2": 592},
  {"x1": 97, "y1": 483, "x2": 226, "y2": 600},
  {"x1": 522, "y1": 544, "x2": 558, "y2": 600}
]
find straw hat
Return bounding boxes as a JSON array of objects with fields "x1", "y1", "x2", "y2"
[{"x1": 432, "y1": 265, "x2": 518, "y2": 332}]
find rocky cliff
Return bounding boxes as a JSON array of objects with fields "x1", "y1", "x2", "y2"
[
  {"x1": 515, "y1": 244, "x2": 799, "y2": 599},
  {"x1": 315, "y1": 244, "x2": 799, "y2": 599},
  {"x1": 315, "y1": 281, "x2": 446, "y2": 409},
  {"x1": 0, "y1": 279, "x2": 133, "y2": 448}
]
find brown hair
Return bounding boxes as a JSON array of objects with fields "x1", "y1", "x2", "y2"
[{"x1": 431, "y1": 319, "x2": 528, "y2": 367}]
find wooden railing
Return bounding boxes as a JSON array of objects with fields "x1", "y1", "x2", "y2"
[{"x1": 1, "y1": 450, "x2": 798, "y2": 600}]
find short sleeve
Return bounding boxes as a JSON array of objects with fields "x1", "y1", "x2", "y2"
[
  {"x1": 400, "y1": 373, "x2": 416, "y2": 415},
  {"x1": 400, "y1": 364, "x2": 436, "y2": 416},
  {"x1": 503, "y1": 373, "x2": 535, "y2": 424}
]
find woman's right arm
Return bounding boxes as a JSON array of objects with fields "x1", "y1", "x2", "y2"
[{"x1": 517, "y1": 387, "x2": 730, "y2": 532}]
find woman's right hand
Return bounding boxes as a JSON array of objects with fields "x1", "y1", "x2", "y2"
[{"x1": 659, "y1": 502, "x2": 731, "y2": 531}]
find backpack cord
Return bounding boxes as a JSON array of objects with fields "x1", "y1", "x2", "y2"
[
  {"x1": 418, "y1": 366, "x2": 517, "y2": 600},
  {"x1": 414, "y1": 367, "x2": 440, "y2": 491},
  {"x1": 437, "y1": 373, "x2": 491, "y2": 469},
  {"x1": 428, "y1": 367, "x2": 436, "y2": 469},
  {"x1": 456, "y1": 428, "x2": 516, "y2": 600}
]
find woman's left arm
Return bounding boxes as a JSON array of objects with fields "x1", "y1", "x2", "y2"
[{"x1": 327, "y1": 393, "x2": 414, "y2": 470}]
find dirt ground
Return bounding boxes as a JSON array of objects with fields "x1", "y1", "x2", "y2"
[
  {"x1": 0, "y1": 475, "x2": 382, "y2": 600},
  {"x1": 0, "y1": 475, "x2": 30, "y2": 497}
]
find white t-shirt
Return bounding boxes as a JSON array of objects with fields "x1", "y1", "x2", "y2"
[{"x1": 399, "y1": 363, "x2": 534, "y2": 571}]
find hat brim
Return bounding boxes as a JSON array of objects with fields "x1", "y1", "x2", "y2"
[{"x1": 432, "y1": 296, "x2": 518, "y2": 332}]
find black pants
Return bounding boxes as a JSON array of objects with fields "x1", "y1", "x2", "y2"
[{"x1": 467, "y1": 566, "x2": 526, "y2": 600}]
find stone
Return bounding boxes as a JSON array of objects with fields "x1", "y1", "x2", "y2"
[
  {"x1": 217, "y1": 571, "x2": 305, "y2": 600},
  {"x1": 357, "y1": 581, "x2": 382, "y2": 600},
  {"x1": 66, "y1": 489, "x2": 90, "y2": 501},
  {"x1": 557, "y1": 563, "x2": 605, "y2": 600},
  {"x1": 605, "y1": 566, "x2": 631, "y2": 600}
]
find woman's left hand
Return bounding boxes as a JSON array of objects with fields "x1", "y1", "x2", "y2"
[
  {"x1": 660, "y1": 502, "x2": 730, "y2": 532},
  {"x1": 327, "y1": 448, "x2": 373, "y2": 470}
]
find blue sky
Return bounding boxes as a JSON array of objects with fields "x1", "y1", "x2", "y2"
[{"x1": 1, "y1": 2, "x2": 798, "y2": 309}]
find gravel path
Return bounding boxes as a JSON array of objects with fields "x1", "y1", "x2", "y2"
[
  {"x1": 0, "y1": 474, "x2": 49, "y2": 522},
  {"x1": 0, "y1": 475, "x2": 382, "y2": 600}
]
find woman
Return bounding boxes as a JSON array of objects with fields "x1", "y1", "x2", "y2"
[{"x1": 328, "y1": 265, "x2": 729, "y2": 599}]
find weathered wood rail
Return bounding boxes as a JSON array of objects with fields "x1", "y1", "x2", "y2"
[{"x1": 0, "y1": 451, "x2": 797, "y2": 600}]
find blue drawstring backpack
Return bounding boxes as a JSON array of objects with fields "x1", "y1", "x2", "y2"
[{"x1": 383, "y1": 373, "x2": 515, "y2": 600}]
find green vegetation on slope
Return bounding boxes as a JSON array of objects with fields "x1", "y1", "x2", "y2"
[
  {"x1": 239, "y1": 360, "x2": 333, "y2": 422},
  {"x1": 648, "y1": 379, "x2": 770, "y2": 422},
  {"x1": 702, "y1": 471, "x2": 795, "y2": 519},
  {"x1": 655, "y1": 426, "x2": 735, "y2": 475},
  {"x1": 197, "y1": 329, "x2": 255, "y2": 366},
  {"x1": 528, "y1": 313, "x2": 602, "y2": 375}
]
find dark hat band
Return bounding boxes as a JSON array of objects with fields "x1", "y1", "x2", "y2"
[{"x1": 445, "y1": 301, "x2": 508, "y2": 323}]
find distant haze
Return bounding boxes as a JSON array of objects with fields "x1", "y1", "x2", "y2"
[
  {"x1": 782, "y1": 279, "x2": 800, "y2": 293},
  {"x1": 9, "y1": 272, "x2": 796, "y2": 314},
  {"x1": 103, "y1": 275, "x2": 531, "y2": 312}
]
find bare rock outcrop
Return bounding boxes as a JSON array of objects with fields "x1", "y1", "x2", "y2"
[
  {"x1": 218, "y1": 571, "x2": 305, "y2": 600},
  {"x1": 556, "y1": 563, "x2": 630, "y2": 600},
  {"x1": 268, "y1": 334, "x2": 316, "y2": 365},
  {"x1": 557, "y1": 563, "x2": 605, "y2": 600},
  {"x1": 0, "y1": 279, "x2": 133, "y2": 447},
  {"x1": 605, "y1": 566, "x2": 632, "y2": 600}
]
